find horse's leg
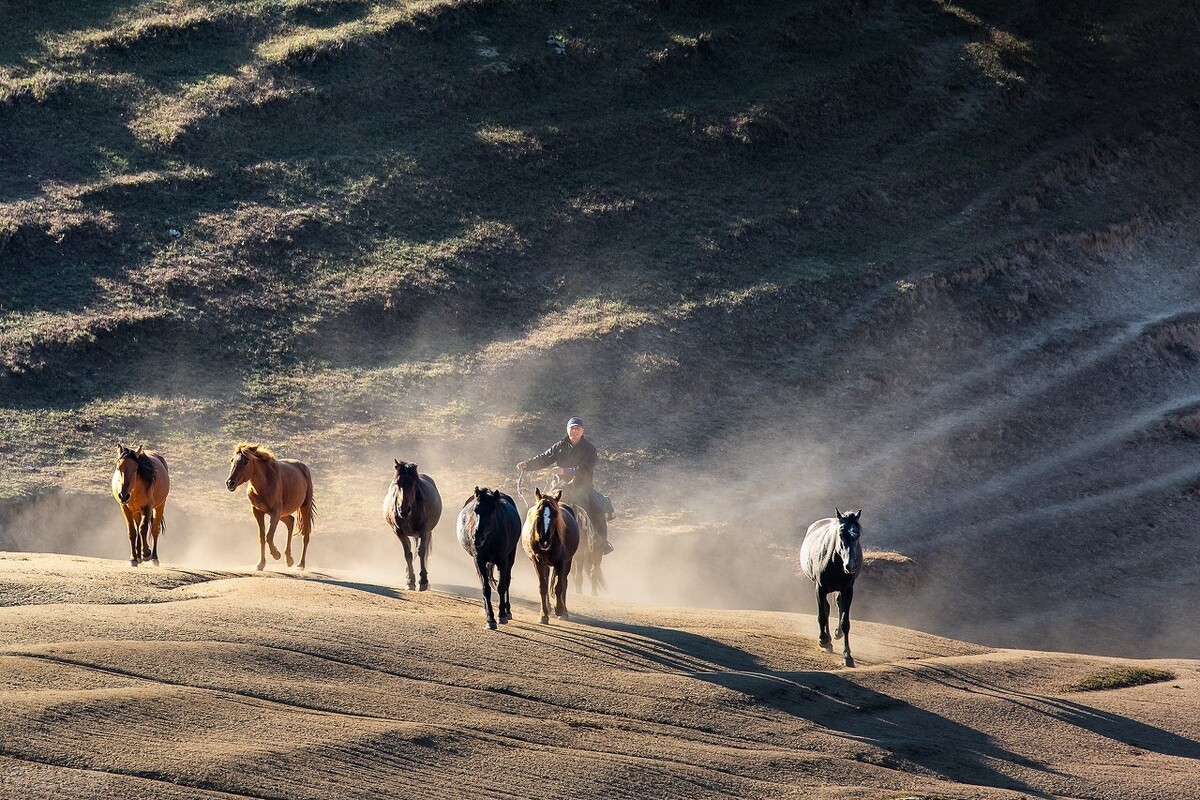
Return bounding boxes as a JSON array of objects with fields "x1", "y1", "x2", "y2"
[
  {"x1": 265, "y1": 513, "x2": 282, "y2": 561},
  {"x1": 476, "y1": 556, "x2": 496, "y2": 630},
  {"x1": 399, "y1": 534, "x2": 416, "y2": 590},
  {"x1": 416, "y1": 530, "x2": 430, "y2": 591},
  {"x1": 122, "y1": 505, "x2": 140, "y2": 566},
  {"x1": 816, "y1": 586, "x2": 833, "y2": 652},
  {"x1": 536, "y1": 561, "x2": 551, "y2": 624},
  {"x1": 498, "y1": 552, "x2": 515, "y2": 623},
  {"x1": 254, "y1": 509, "x2": 268, "y2": 571},
  {"x1": 838, "y1": 585, "x2": 855, "y2": 667},
  {"x1": 297, "y1": 528, "x2": 310, "y2": 570},
  {"x1": 554, "y1": 559, "x2": 571, "y2": 619},
  {"x1": 281, "y1": 515, "x2": 295, "y2": 567},
  {"x1": 139, "y1": 505, "x2": 153, "y2": 561},
  {"x1": 150, "y1": 503, "x2": 165, "y2": 565}
]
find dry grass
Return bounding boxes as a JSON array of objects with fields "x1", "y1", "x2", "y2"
[{"x1": 1066, "y1": 666, "x2": 1175, "y2": 692}]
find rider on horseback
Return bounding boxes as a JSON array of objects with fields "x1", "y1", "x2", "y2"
[{"x1": 517, "y1": 417, "x2": 614, "y2": 553}]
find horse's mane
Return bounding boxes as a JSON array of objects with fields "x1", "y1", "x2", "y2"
[
  {"x1": 801, "y1": 519, "x2": 840, "y2": 580},
  {"x1": 120, "y1": 447, "x2": 160, "y2": 488},
  {"x1": 237, "y1": 442, "x2": 276, "y2": 461}
]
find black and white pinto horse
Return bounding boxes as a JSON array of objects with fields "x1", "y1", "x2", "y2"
[
  {"x1": 799, "y1": 508, "x2": 863, "y2": 667},
  {"x1": 457, "y1": 487, "x2": 522, "y2": 630},
  {"x1": 384, "y1": 460, "x2": 443, "y2": 591}
]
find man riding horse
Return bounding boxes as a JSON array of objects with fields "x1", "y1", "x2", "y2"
[{"x1": 517, "y1": 417, "x2": 614, "y2": 553}]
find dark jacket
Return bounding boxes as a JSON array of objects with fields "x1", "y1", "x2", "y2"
[{"x1": 526, "y1": 436, "x2": 598, "y2": 491}]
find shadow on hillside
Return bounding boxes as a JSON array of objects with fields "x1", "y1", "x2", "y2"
[
  {"x1": 289, "y1": 571, "x2": 407, "y2": 600},
  {"x1": 699, "y1": 669, "x2": 1052, "y2": 797},
  {"x1": 909, "y1": 664, "x2": 1200, "y2": 760}
]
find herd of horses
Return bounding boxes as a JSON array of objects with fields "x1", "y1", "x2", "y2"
[{"x1": 111, "y1": 442, "x2": 866, "y2": 665}]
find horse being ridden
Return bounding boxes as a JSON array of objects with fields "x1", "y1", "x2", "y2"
[
  {"x1": 384, "y1": 460, "x2": 442, "y2": 591},
  {"x1": 457, "y1": 487, "x2": 521, "y2": 629},
  {"x1": 571, "y1": 501, "x2": 607, "y2": 596},
  {"x1": 799, "y1": 508, "x2": 864, "y2": 667},
  {"x1": 111, "y1": 445, "x2": 170, "y2": 566},
  {"x1": 521, "y1": 488, "x2": 580, "y2": 624},
  {"x1": 226, "y1": 443, "x2": 316, "y2": 571}
]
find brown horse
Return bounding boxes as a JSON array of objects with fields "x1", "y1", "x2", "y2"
[
  {"x1": 111, "y1": 445, "x2": 170, "y2": 566},
  {"x1": 226, "y1": 443, "x2": 316, "y2": 571},
  {"x1": 572, "y1": 503, "x2": 607, "y2": 596},
  {"x1": 521, "y1": 488, "x2": 580, "y2": 624},
  {"x1": 383, "y1": 460, "x2": 443, "y2": 591}
]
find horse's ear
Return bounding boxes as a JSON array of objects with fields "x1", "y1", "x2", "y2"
[
  {"x1": 395, "y1": 459, "x2": 402, "y2": 469},
  {"x1": 491, "y1": 490, "x2": 502, "y2": 499},
  {"x1": 835, "y1": 507, "x2": 843, "y2": 519},
  {"x1": 116, "y1": 445, "x2": 124, "y2": 455},
  {"x1": 853, "y1": 509, "x2": 862, "y2": 519},
  {"x1": 535, "y1": 487, "x2": 543, "y2": 499},
  {"x1": 136, "y1": 445, "x2": 144, "y2": 456},
  {"x1": 552, "y1": 490, "x2": 562, "y2": 502}
]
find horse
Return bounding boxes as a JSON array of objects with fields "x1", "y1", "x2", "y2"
[
  {"x1": 225, "y1": 443, "x2": 315, "y2": 571},
  {"x1": 457, "y1": 487, "x2": 521, "y2": 629},
  {"x1": 799, "y1": 508, "x2": 864, "y2": 667},
  {"x1": 111, "y1": 445, "x2": 170, "y2": 566},
  {"x1": 384, "y1": 460, "x2": 442, "y2": 591},
  {"x1": 571, "y1": 502, "x2": 607, "y2": 596},
  {"x1": 521, "y1": 488, "x2": 580, "y2": 624}
]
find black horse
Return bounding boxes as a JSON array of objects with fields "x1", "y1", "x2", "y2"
[
  {"x1": 799, "y1": 508, "x2": 864, "y2": 667},
  {"x1": 384, "y1": 460, "x2": 443, "y2": 591},
  {"x1": 457, "y1": 487, "x2": 522, "y2": 630}
]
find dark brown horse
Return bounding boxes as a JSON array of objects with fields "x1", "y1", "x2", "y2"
[
  {"x1": 521, "y1": 488, "x2": 580, "y2": 624},
  {"x1": 111, "y1": 445, "x2": 170, "y2": 566},
  {"x1": 457, "y1": 487, "x2": 522, "y2": 629},
  {"x1": 384, "y1": 460, "x2": 442, "y2": 591},
  {"x1": 226, "y1": 443, "x2": 316, "y2": 571},
  {"x1": 571, "y1": 503, "x2": 607, "y2": 596}
]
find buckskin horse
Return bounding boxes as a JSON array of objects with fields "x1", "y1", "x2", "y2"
[
  {"x1": 384, "y1": 460, "x2": 442, "y2": 591},
  {"x1": 799, "y1": 508, "x2": 864, "y2": 667},
  {"x1": 111, "y1": 445, "x2": 170, "y2": 566},
  {"x1": 225, "y1": 443, "x2": 316, "y2": 571},
  {"x1": 521, "y1": 488, "x2": 580, "y2": 624},
  {"x1": 457, "y1": 487, "x2": 521, "y2": 629}
]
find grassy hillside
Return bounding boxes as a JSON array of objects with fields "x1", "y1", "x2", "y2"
[{"x1": 3, "y1": 0, "x2": 1200, "y2": 653}]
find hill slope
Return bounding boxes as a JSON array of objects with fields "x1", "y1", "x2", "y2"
[
  {"x1": 2, "y1": 554, "x2": 1200, "y2": 799},
  {"x1": 2, "y1": 0, "x2": 1200, "y2": 656}
]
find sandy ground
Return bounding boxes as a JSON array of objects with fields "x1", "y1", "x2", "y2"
[{"x1": 1, "y1": 552, "x2": 1198, "y2": 800}]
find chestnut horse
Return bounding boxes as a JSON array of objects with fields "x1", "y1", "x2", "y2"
[
  {"x1": 799, "y1": 508, "x2": 864, "y2": 667},
  {"x1": 111, "y1": 445, "x2": 170, "y2": 566},
  {"x1": 226, "y1": 443, "x2": 316, "y2": 571},
  {"x1": 457, "y1": 487, "x2": 521, "y2": 629},
  {"x1": 521, "y1": 488, "x2": 580, "y2": 624},
  {"x1": 383, "y1": 460, "x2": 442, "y2": 591}
]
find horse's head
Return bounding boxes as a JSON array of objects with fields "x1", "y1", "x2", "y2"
[
  {"x1": 392, "y1": 460, "x2": 421, "y2": 519},
  {"x1": 226, "y1": 444, "x2": 259, "y2": 491},
  {"x1": 113, "y1": 444, "x2": 143, "y2": 504},
  {"x1": 472, "y1": 486, "x2": 504, "y2": 545},
  {"x1": 834, "y1": 508, "x2": 864, "y2": 574},
  {"x1": 532, "y1": 488, "x2": 564, "y2": 552}
]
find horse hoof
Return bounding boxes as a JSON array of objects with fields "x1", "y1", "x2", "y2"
[
  {"x1": 539, "y1": 616, "x2": 549, "y2": 625},
  {"x1": 487, "y1": 620, "x2": 497, "y2": 630},
  {"x1": 151, "y1": 559, "x2": 160, "y2": 567},
  {"x1": 819, "y1": 640, "x2": 833, "y2": 653},
  {"x1": 843, "y1": 656, "x2": 856, "y2": 668},
  {"x1": 285, "y1": 555, "x2": 294, "y2": 567},
  {"x1": 129, "y1": 559, "x2": 139, "y2": 567},
  {"x1": 256, "y1": 563, "x2": 266, "y2": 572},
  {"x1": 270, "y1": 551, "x2": 281, "y2": 561},
  {"x1": 499, "y1": 614, "x2": 511, "y2": 624},
  {"x1": 557, "y1": 612, "x2": 570, "y2": 620},
  {"x1": 297, "y1": 562, "x2": 306, "y2": 571},
  {"x1": 407, "y1": 582, "x2": 416, "y2": 591},
  {"x1": 419, "y1": 582, "x2": 429, "y2": 592}
]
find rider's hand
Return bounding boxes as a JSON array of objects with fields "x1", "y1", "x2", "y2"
[{"x1": 517, "y1": 461, "x2": 528, "y2": 472}]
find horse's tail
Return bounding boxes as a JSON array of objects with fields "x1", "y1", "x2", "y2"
[
  {"x1": 487, "y1": 563, "x2": 497, "y2": 589},
  {"x1": 298, "y1": 468, "x2": 316, "y2": 539}
]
